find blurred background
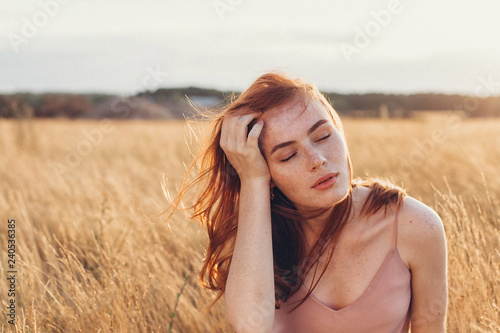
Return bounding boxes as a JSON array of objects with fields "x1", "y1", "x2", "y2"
[
  {"x1": 2, "y1": 0, "x2": 500, "y2": 119},
  {"x1": 1, "y1": 1, "x2": 500, "y2": 332}
]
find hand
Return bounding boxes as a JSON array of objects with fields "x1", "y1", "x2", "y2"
[{"x1": 220, "y1": 112, "x2": 270, "y2": 183}]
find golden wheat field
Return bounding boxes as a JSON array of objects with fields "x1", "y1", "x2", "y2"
[{"x1": 1, "y1": 116, "x2": 499, "y2": 333}]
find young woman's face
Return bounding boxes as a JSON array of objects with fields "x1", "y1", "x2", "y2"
[{"x1": 259, "y1": 98, "x2": 351, "y2": 210}]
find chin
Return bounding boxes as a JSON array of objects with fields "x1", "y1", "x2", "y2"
[{"x1": 323, "y1": 185, "x2": 351, "y2": 208}]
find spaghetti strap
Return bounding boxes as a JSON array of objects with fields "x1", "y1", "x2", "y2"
[
  {"x1": 392, "y1": 208, "x2": 400, "y2": 249},
  {"x1": 273, "y1": 208, "x2": 411, "y2": 333}
]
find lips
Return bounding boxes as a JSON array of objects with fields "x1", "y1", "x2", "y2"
[{"x1": 312, "y1": 172, "x2": 339, "y2": 189}]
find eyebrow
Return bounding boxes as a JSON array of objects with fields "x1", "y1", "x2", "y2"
[{"x1": 270, "y1": 119, "x2": 329, "y2": 155}]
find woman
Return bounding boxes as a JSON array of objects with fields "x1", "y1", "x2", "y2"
[{"x1": 167, "y1": 72, "x2": 447, "y2": 332}]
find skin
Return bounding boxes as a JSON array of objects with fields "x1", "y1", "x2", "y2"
[
  {"x1": 258, "y1": 97, "x2": 351, "y2": 237},
  {"x1": 221, "y1": 97, "x2": 447, "y2": 332},
  {"x1": 221, "y1": 110, "x2": 275, "y2": 333}
]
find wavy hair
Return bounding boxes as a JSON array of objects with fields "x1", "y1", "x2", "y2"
[{"x1": 163, "y1": 71, "x2": 406, "y2": 312}]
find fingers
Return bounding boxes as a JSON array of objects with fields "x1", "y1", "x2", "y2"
[
  {"x1": 220, "y1": 111, "x2": 262, "y2": 150},
  {"x1": 234, "y1": 113, "x2": 262, "y2": 146},
  {"x1": 247, "y1": 120, "x2": 264, "y2": 148},
  {"x1": 219, "y1": 111, "x2": 270, "y2": 181}
]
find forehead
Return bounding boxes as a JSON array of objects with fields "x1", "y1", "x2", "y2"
[{"x1": 259, "y1": 98, "x2": 332, "y2": 146}]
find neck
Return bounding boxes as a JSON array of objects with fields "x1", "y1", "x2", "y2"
[
  {"x1": 299, "y1": 206, "x2": 335, "y2": 249},
  {"x1": 301, "y1": 207, "x2": 332, "y2": 233},
  {"x1": 299, "y1": 194, "x2": 356, "y2": 251}
]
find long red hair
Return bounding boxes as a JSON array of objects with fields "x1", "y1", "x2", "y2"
[{"x1": 163, "y1": 71, "x2": 406, "y2": 312}]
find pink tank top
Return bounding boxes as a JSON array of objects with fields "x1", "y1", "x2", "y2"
[{"x1": 273, "y1": 210, "x2": 411, "y2": 333}]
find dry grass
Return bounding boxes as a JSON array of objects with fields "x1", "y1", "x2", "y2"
[{"x1": 0, "y1": 116, "x2": 498, "y2": 332}]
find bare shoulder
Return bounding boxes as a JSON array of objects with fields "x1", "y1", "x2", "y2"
[
  {"x1": 397, "y1": 197, "x2": 448, "y2": 330},
  {"x1": 396, "y1": 196, "x2": 447, "y2": 270},
  {"x1": 398, "y1": 196, "x2": 444, "y2": 234}
]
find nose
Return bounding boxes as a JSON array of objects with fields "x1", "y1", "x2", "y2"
[{"x1": 307, "y1": 147, "x2": 327, "y2": 171}]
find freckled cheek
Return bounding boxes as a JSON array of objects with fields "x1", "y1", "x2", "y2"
[
  {"x1": 328, "y1": 144, "x2": 348, "y2": 163},
  {"x1": 269, "y1": 167, "x2": 303, "y2": 191},
  {"x1": 330, "y1": 150, "x2": 347, "y2": 164}
]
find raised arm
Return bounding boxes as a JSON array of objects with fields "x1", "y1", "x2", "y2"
[{"x1": 220, "y1": 112, "x2": 275, "y2": 333}]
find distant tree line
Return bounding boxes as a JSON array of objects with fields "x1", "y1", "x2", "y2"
[
  {"x1": 1, "y1": 88, "x2": 499, "y2": 119},
  {"x1": 325, "y1": 92, "x2": 500, "y2": 117},
  {"x1": 0, "y1": 93, "x2": 110, "y2": 118},
  {"x1": 140, "y1": 88, "x2": 500, "y2": 118}
]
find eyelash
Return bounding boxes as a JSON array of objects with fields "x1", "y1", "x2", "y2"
[
  {"x1": 281, "y1": 153, "x2": 296, "y2": 162},
  {"x1": 317, "y1": 134, "x2": 331, "y2": 142},
  {"x1": 280, "y1": 134, "x2": 331, "y2": 162}
]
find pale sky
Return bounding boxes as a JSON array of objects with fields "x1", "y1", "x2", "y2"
[{"x1": 1, "y1": 0, "x2": 500, "y2": 96}]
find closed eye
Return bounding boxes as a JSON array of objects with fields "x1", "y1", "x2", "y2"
[
  {"x1": 316, "y1": 134, "x2": 331, "y2": 142},
  {"x1": 280, "y1": 153, "x2": 296, "y2": 162}
]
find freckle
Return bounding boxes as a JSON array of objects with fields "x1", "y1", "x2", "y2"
[{"x1": 409, "y1": 220, "x2": 413, "y2": 223}]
